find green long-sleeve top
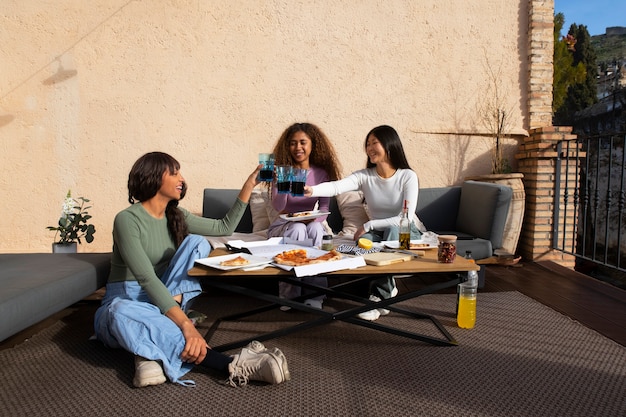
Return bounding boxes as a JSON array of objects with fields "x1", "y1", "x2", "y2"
[{"x1": 108, "y1": 199, "x2": 247, "y2": 313}]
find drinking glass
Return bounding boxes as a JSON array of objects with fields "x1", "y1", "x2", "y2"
[
  {"x1": 275, "y1": 165, "x2": 292, "y2": 194},
  {"x1": 258, "y1": 153, "x2": 275, "y2": 182},
  {"x1": 291, "y1": 168, "x2": 308, "y2": 196}
]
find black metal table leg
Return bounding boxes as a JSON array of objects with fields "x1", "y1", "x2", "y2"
[{"x1": 202, "y1": 273, "x2": 461, "y2": 351}]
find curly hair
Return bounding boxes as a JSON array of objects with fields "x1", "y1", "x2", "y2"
[
  {"x1": 127, "y1": 152, "x2": 189, "y2": 247},
  {"x1": 364, "y1": 125, "x2": 412, "y2": 170},
  {"x1": 271, "y1": 122, "x2": 342, "y2": 181}
]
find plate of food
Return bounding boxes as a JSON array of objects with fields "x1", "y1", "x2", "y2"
[
  {"x1": 195, "y1": 253, "x2": 273, "y2": 271},
  {"x1": 279, "y1": 210, "x2": 331, "y2": 221},
  {"x1": 383, "y1": 240, "x2": 438, "y2": 250}
]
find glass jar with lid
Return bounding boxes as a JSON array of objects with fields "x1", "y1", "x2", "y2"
[
  {"x1": 321, "y1": 235, "x2": 334, "y2": 251},
  {"x1": 437, "y1": 235, "x2": 457, "y2": 263}
]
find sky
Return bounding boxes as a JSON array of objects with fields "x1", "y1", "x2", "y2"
[{"x1": 554, "y1": 0, "x2": 626, "y2": 36}]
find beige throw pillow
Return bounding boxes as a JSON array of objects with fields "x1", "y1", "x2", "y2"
[
  {"x1": 336, "y1": 190, "x2": 369, "y2": 238},
  {"x1": 249, "y1": 188, "x2": 271, "y2": 232}
]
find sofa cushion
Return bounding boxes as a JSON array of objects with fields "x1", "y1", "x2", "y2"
[
  {"x1": 0, "y1": 253, "x2": 110, "y2": 342},
  {"x1": 250, "y1": 189, "x2": 271, "y2": 233},
  {"x1": 416, "y1": 187, "x2": 461, "y2": 232},
  {"x1": 335, "y1": 191, "x2": 369, "y2": 238},
  {"x1": 456, "y1": 181, "x2": 511, "y2": 249},
  {"x1": 202, "y1": 189, "x2": 253, "y2": 233}
]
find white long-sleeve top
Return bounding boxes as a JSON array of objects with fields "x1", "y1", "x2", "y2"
[{"x1": 309, "y1": 168, "x2": 426, "y2": 233}]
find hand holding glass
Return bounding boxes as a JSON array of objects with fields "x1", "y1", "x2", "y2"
[{"x1": 259, "y1": 153, "x2": 275, "y2": 182}]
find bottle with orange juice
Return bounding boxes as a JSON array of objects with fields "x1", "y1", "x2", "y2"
[
  {"x1": 457, "y1": 251, "x2": 478, "y2": 329},
  {"x1": 457, "y1": 282, "x2": 477, "y2": 329}
]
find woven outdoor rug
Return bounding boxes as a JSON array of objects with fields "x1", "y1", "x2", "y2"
[{"x1": 1, "y1": 291, "x2": 625, "y2": 417}]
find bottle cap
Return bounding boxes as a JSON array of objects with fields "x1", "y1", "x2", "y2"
[{"x1": 438, "y1": 234, "x2": 457, "y2": 243}]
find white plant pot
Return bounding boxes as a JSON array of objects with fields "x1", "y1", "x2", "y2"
[{"x1": 52, "y1": 242, "x2": 78, "y2": 253}]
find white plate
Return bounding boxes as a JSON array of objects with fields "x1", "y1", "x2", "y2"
[
  {"x1": 195, "y1": 253, "x2": 273, "y2": 271},
  {"x1": 383, "y1": 240, "x2": 438, "y2": 250},
  {"x1": 279, "y1": 211, "x2": 331, "y2": 221}
]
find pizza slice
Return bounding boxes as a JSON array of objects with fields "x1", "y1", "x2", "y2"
[
  {"x1": 287, "y1": 211, "x2": 313, "y2": 218},
  {"x1": 220, "y1": 255, "x2": 250, "y2": 267}
]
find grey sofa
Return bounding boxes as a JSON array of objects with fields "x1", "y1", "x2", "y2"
[
  {"x1": 202, "y1": 180, "x2": 513, "y2": 261},
  {"x1": 0, "y1": 253, "x2": 110, "y2": 342}
]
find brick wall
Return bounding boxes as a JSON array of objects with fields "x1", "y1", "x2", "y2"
[
  {"x1": 516, "y1": 127, "x2": 581, "y2": 268},
  {"x1": 519, "y1": 1, "x2": 581, "y2": 269}
]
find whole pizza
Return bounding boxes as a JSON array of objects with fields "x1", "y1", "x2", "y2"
[{"x1": 274, "y1": 249, "x2": 342, "y2": 266}]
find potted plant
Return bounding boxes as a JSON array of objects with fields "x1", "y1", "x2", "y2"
[
  {"x1": 467, "y1": 58, "x2": 525, "y2": 255},
  {"x1": 477, "y1": 57, "x2": 515, "y2": 175},
  {"x1": 47, "y1": 189, "x2": 96, "y2": 253}
]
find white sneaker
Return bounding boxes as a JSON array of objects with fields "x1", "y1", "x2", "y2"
[
  {"x1": 133, "y1": 356, "x2": 166, "y2": 388},
  {"x1": 357, "y1": 305, "x2": 381, "y2": 321},
  {"x1": 246, "y1": 341, "x2": 289, "y2": 380},
  {"x1": 226, "y1": 341, "x2": 290, "y2": 387},
  {"x1": 377, "y1": 286, "x2": 399, "y2": 316}
]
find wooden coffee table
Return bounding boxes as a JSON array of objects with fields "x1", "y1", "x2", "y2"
[{"x1": 189, "y1": 247, "x2": 478, "y2": 351}]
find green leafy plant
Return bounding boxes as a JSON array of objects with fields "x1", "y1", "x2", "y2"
[{"x1": 47, "y1": 189, "x2": 96, "y2": 244}]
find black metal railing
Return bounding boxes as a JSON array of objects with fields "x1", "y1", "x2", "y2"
[{"x1": 553, "y1": 133, "x2": 626, "y2": 275}]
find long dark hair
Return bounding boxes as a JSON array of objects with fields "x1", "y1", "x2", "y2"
[
  {"x1": 364, "y1": 125, "x2": 412, "y2": 170},
  {"x1": 128, "y1": 152, "x2": 189, "y2": 247}
]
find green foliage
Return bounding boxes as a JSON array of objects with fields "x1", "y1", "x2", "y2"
[
  {"x1": 591, "y1": 33, "x2": 626, "y2": 67},
  {"x1": 553, "y1": 18, "x2": 598, "y2": 125},
  {"x1": 47, "y1": 190, "x2": 96, "y2": 244},
  {"x1": 553, "y1": 14, "x2": 586, "y2": 113}
]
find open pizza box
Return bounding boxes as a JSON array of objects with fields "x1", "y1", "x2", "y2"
[
  {"x1": 282, "y1": 256, "x2": 366, "y2": 277},
  {"x1": 244, "y1": 243, "x2": 366, "y2": 277}
]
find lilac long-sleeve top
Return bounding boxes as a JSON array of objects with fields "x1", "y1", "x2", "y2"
[{"x1": 270, "y1": 165, "x2": 330, "y2": 223}]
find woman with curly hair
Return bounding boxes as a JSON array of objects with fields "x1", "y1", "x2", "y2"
[
  {"x1": 267, "y1": 122, "x2": 341, "y2": 309},
  {"x1": 94, "y1": 152, "x2": 290, "y2": 388}
]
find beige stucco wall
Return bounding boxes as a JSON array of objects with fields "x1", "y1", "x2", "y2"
[{"x1": 0, "y1": 0, "x2": 536, "y2": 253}]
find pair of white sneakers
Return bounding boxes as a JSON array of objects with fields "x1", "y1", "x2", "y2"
[
  {"x1": 357, "y1": 285, "x2": 399, "y2": 321},
  {"x1": 133, "y1": 340, "x2": 290, "y2": 388}
]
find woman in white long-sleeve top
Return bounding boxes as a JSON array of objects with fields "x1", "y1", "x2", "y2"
[{"x1": 304, "y1": 125, "x2": 425, "y2": 321}]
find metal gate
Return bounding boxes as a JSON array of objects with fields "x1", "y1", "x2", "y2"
[{"x1": 553, "y1": 133, "x2": 626, "y2": 275}]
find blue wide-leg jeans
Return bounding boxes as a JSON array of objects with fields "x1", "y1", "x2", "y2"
[{"x1": 94, "y1": 235, "x2": 211, "y2": 385}]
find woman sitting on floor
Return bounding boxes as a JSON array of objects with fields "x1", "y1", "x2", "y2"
[{"x1": 94, "y1": 151, "x2": 290, "y2": 387}]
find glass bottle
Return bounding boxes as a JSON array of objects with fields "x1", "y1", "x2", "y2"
[
  {"x1": 457, "y1": 283, "x2": 477, "y2": 329},
  {"x1": 457, "y1": 251, "x2": 476, "y2": 313},
  {"x1": 399, "y1": 199, "x2": 411, "y2": 250},
  {"x1": 322, "y1": 235, "x2": 333, "y2": 251},
  {"x1": 465, "y1": 251, "x2": 479, "y2": 288},
  {"x1": 457, "y1": 251, "x2": 478, "y2": 329}
]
